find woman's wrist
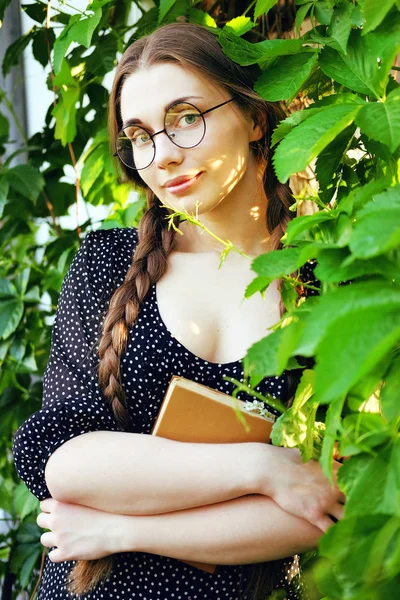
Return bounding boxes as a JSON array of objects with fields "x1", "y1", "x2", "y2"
[
  {"x1": 109, "y1": 513, "x2": 143, "y2": 554},
  {"x1": 253, "y1": 443, "x2": 291, "y2": 499}
]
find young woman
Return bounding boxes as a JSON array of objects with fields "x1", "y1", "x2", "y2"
[{"x1": 12, "y1": 22, "x2": 344, "y2": 600}]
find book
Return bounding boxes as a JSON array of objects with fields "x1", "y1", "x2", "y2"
[{"x1": 151, "y1": 376, "x2": 276, "y2": 574}]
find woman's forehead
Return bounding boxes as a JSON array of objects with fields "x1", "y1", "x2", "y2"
[{"x1": 119, "y1": 63, "x2": 225, "y2": 123}]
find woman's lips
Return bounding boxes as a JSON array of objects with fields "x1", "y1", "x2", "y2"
[{"x1": 164, "y1": 172, "x2": 203, "y2": 194}]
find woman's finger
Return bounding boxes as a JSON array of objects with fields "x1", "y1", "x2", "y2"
[
  {"x1": 329, "y1": 503, "x2": 345, "y2": 522},
  {"x1": 36, "y1": 512, "x2": 50, "y2": 529},
  {"x1": 314, "y1": 514, "x2": 337, "y2": 533},
  {"x1": 48, "y1": 548, "x2": 63, "y2": 563},
  {"x1": 40, "y1": 532, "x2": 57, "y2": 548},
  {"x1": 39, "y1": 498, "x2": 54, "y2": 513}
]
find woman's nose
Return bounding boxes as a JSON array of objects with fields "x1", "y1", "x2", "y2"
[{"x1": 153, "y1": 130, "x2": 184, "y2": 168}]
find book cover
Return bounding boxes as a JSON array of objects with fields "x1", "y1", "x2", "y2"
[{"x1": 151, "y1": 376, "x2": 275, "y2": 574}]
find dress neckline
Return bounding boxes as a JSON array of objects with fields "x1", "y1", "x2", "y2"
[{"x1": 152, "y1": 284, "x2": 244, "y2": 369}]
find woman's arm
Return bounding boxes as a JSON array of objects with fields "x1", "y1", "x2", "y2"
[
  {"x1": 45, "y1": 432, "x2": 266, "y2": 514},
  {"x1": 45, "y1": 434, "x2": 344, "y2": 532},
  {"x1": 121, "y1": 494, "x2": 323, "y2": 565},
  {"x1": 38, "y1": 494, "x2": 323, "y2": 565}
]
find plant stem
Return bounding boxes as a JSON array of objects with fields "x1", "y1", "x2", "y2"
[
  {"x1": 243, "y1": 0, "x2": 257, "y2": 18},
  {"x1": 223, "y1": 376, "x2": 287, "y2": 413}
]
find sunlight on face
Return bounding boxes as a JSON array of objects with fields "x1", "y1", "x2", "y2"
[{"x1": 119, "y1": 62, "x2": 262, "y2": 218}]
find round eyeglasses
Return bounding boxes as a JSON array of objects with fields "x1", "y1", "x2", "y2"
[{"x1": 114, "y1": 98, "x2": 235, "y2": 171}]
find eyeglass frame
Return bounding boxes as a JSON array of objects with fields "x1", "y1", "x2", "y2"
[{"x1": 113, "y1": 97, "x2": 235, "y2": 171}]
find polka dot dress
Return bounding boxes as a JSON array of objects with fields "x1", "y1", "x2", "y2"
[{"x1": 12, "y1": 227, "x2": 310, "y2": 600}]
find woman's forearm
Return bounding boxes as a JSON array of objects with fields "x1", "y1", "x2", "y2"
[
  {"x1": 45, "y1": 432, "x2": 271, "y2": 515},
  {"x1": 113, "y1": 494, "x2": 322, "y2": 565}
]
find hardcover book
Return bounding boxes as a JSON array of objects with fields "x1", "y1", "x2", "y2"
[{"x1": 151, "y1": 376, "x2": 275, "y2": 573}]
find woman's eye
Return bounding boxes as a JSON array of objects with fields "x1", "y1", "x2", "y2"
[
  {"x1": 132, "y1": 131, "x2": 151, "y2": 145},
  {"x1": 179, "y1": 113, "x2": 199, "y2": 127}
]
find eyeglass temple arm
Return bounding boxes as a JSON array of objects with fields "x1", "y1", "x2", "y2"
[{"x1": 200, "y1": 98, "x2": 235, "y2": 117}]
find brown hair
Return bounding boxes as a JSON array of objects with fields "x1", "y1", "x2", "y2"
[{"x1": 67, "y1": 21, "x2": 298, "y2": 599}]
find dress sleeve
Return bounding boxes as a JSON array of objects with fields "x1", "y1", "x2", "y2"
[{"x1": 12, "y1": 228, "x2": 134, "y2": 500}]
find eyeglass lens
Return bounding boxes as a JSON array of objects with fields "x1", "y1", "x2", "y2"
[{"x1": 116, "y1": 102, "x2": 205, "y2": 170}]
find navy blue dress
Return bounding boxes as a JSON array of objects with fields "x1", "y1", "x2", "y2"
[{"x1": 12, "y1": 227, "x2": 309, "y2": 599}]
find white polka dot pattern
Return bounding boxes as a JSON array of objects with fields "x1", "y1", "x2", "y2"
[{"x1": 12, "y1": 227, "x2": 309, "y2": 599}]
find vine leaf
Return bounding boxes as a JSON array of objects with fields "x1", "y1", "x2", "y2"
[
  {"x1": 255, "y1": 52, "x2": 318, "y2": 102},
  {"x1": 355, "y1": 88, "x2": 400, "y2": 153},
  {"x1": 361, "y1": 0, "x2": 397, "y2": 34},
  {"x1": 273, "y1": 103, "x2": 362, "y2": 183}
]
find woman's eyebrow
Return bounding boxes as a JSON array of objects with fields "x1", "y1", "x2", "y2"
[{"x1": 122, "y1": 95, "x2": 204, "y2": 130}]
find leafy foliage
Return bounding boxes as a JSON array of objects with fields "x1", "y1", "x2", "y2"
[{"x1": 0, "y1": 0, "x2": 399, "y2": 598}]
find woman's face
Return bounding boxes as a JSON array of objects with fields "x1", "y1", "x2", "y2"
[{"x1": 119, "y1": 62, "x2": 263, "y2": 217}]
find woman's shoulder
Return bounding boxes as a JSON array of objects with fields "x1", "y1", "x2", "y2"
[
  {"x1": 83, "y1": 226, "x2": 138, "y2": 254},
  {"x1": 64, "y1": 226, "x2": 139, "y2": 299}
]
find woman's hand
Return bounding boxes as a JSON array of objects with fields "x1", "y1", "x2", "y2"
[
  {"x1": 260, "y1": 446, "x2": 346, "y2": 533},
  {"x1": 36, "y1": 498, "x2": 121, "y2": 562}
]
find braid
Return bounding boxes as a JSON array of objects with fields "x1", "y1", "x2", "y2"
[{"x1": 66, "y1": 196, "x2": 178, "y2": 596}]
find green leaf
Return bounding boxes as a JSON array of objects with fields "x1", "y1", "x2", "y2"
[
  {"x1": 361, "y1": 0, "x2": 396, "y2": 34},
  {"x1": 320, "y1": 397, "x2": 345, "y2": 483},
  {"x1": 218, "y1": 29, "x2": 303, "y2": 66},
  {"x1": 158, "y1": 0, "x2": 179, "y2": 23},
  {"x1": 284, "y1": 211, "x2": 337, "y2": 244},
  {"x1": 339, "y1": 413, "x2": 390, "y2": 457},
  {"x1": 355, "y1": 88, "x2": 400, "y2": 153},
  {"x1": 81, "y1": 142, "x2": 112, "y2": 196},
  {"x1": 0, "y1": 177, "x2": 8, "y2": 219},
  {"x1": 188, "y1": 8, "x2": 217, "y2": 29},
  {"x1": 68, "y1": 8, "x2": 101, "y2": 47},
  {"x1": 338, "y1": 441, "x2": 400, "y2": 517},
  {"x1": 0, "y1": 110, "x2": 9, "y2": 140},
  {"x1": 0, "y1": 297, "x2": 24, "y2": 339},
  {"x1": 272, "y1": 103, "x2": 362, "y2": 183},
  {"x1": 295, "y1": 280, "x2": 400, "y2": 357},
  {"x1": 13, "y1": 482, "x2": 38, "y2": 520},
  {"x1": 5, "y1": 164, "x2": 45, "y2": 203},
  {"x1": 244, "y1": 275, "x2": 273, "y2": 299},
  {"x1": 314, "y1": 248, "x2": 399, "y2": 283},
  {"x1": 0, "y1": 279, "x2": 17, "y2": 298},
  {"x1": 338, "y1": 176, "x2": 392, "y2": 214},
  {"x1": 19, "y1": 546, "x2": 42, "y2": 588},
  {"x1": 224, "y1": 16, "x2": 253, "y2": 36},
  {"x1": 327, "y1": 0, "x2": 354, "y2": 54},
  {"x1": 244, "y1": 327, "x2": 285, "y2": 383},
  {"x1": 381, "y1": 354, "x2": 400, "y2": 421},
  {"x1": 53, "y1": 9, "x2": 101, "y2": 73},
  {"x1": 254, "y1": 0, "x2": 277, "y2": 20},
  {"x1": 251, "y1": 247, "x2": 304, "y2": 281},
  {"x1": 32, "y1": 28, "x2": 55, "y2": 68},
  {"x1": 314, "y1": 1, "x2": 334, "y2": 25},
  {"x1": 51, "y1": 60, "x2": 80, "y2": 146},
  {"x1": 295, "y1": 2, "x2": 312, "y2": 34},
  {"x1": 85, "y1": 33, "x2": 117, "y2": 76},
  {"x1": 14, "y1": 267, "x2": 30, "y2": 295},
  {"x1": 315, "y1": 124, "x2": 355, "y2": 191},
  {"x1": 316, "y1": 514, "x2": 400, "y2": 597},
  {"x1": 271, "y1": 370, "x2": 318, "y2": 461},
  {"x1": 314, "y1": 306, "x2": 400, "y2": 405},
  {"x1": 21, "y1": 3, "x2": 47, "y2": 24},
  {"x1": 319, "y1": 18, "x2": 400, "y2": 99},
  {"x1": 53, "y1": 23, "x2": 75, "y2": 75},
  {"x1": 349, "y1": 185, "x2": 400, "y2": 258},
  {"x1": 254, "y1": 52, "x2": 318, "y2": 102},
  {"x1": 0, "y1": 0, "x2": 12, "y2": 24},
  {"x1": 2, "y1": 27, "x2": 37, "y2": 76}
]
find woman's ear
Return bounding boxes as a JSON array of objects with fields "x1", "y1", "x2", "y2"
[{"x1": 249, "y1": 115, "x2": 266, "y2": 143}]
